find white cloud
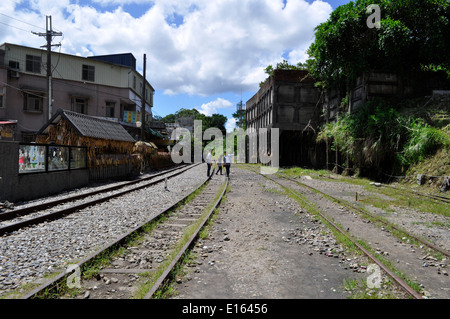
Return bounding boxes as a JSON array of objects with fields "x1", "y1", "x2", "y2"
[
  {"x1": 287, "y1": 48, "x2": 309, "y2": 64},
  {"x1": 225, "y1": 117, "x2": 237, "y2": 133},
  {"x1": 197, "y1": 98, "x2": 233, "y2": 116},
  {"x1": 0, "y1": 0, "x2": 333, "y2": 96}
]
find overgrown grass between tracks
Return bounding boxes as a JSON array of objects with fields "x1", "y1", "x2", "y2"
[
  {"x1": 279, "y1": 166, "x2": 449, "y2": 217},
  {"x1": 280, "y1": 180, "x2": 422, "y2": 298},
  {"x1": 241, "y1": 164, "x2": 422, "y2": 298},
  {"x1": 27, "y1": 177, "x2": 212, "y2": 299},
  {"x1": 136, "y1": 179, "x2": 228, "y2": 299},
  {"x1": 285, "y1": 173, "x2": 444, "y2": 260}
]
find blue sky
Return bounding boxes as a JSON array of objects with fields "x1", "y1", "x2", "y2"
[{"x1": 0, "y1": 0, "x2": 352, "y2": 130}]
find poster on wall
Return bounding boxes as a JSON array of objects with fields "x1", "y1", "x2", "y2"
[
  {"x1": 123, "y1": 111, "x2": 141, "y2": 124},
  {"x1": 0, "y1": 121, "x2": 17, "y2": 140}
]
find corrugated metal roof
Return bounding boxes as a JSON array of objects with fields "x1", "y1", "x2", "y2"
[{"x1": 38, "y1": 108, "x2": 136, "y2": 142}]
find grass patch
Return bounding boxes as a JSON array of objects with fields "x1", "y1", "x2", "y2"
[
  {"x1": 139, "y1": 179, "x2": 228, "y2": 299},
  {"x1": 278, "y1": 162, "x2": 449, "y2": 218}
]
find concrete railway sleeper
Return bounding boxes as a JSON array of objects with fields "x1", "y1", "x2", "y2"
[
  {"x1": 0, "y1": 164, "x2": 198, "y2": 236},
  {"x1": 20, "y1": 168, "x2": 228, "y2": 299}
]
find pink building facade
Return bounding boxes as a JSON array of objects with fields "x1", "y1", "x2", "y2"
[{"x1": 0, "y1": 43, "x2": 154, "y2": 142}]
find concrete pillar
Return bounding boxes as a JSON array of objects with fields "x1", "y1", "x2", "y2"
[{"x1": 0, "y1": 141, "x2": 19, "y2": 201}]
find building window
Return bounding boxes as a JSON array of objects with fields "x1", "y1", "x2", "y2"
[
  {"x1": 71, "y1": 97, "x2": 88, "y2": 114},
  {"x1": 26, "y1": 55, "x2": 41, "y2": 73},
  {"x1": 9, "y1": 60, "x2": 19, "y2": 70},
  {"x1": 23, "y1": 92, "x2": 44, "y2": 112},
  {"x1": 82, "y1": 65, "x2": 95, "y2": 82},
  {"x1": 105, "y1": 101, "x2": 115, "y2": 117},
  {"x1": 133, "y1": 76, "x2": 136, "y2": 89},
  {"x1": 0, "y1": 87, "x2": 4, "y2": 108},
  {"x1": 8, "y1": 61, "x2": 20, "y2": 78}
]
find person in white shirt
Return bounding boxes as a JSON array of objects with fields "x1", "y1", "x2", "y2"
[
  {"x1": 206, "y1": 149, "x2": 212, "y2": 177},
  {"x1": 223, "y1": 151, "x2": 234, "y2": 179}
]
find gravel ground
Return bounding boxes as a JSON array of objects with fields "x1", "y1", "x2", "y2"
[
  {"x1": 292, "y1": 175, "x2": 450, "y2": 298},
  {"x1": 297, "y1": 176, "x2": 450, "y2": 252},
  {"x1": 0, "y1": 164, "x2": 207, "y2": 297},
  {"x1": 173, "y1": 166, "x2": 408, "y2": 299},
  {"x1": 1, "y1": 163, "x2": 447, "y2": 299}
]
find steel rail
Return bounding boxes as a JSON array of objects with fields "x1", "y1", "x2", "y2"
[
  {"x1": 21, "y1": 165, "x2": 213, "y2": 299},
  {"x1": 381, "y1": 184, "x2": 450, "y2": 204},
  {"x1": 248, "y1": 167, "x2": 423, "y2": 299},
  {"x1": 0, "y1": 164, "x2": 199, "y2": 236},
  {"x1": 0, "y1": 164, "x2": 191, "y2": 222},
  {"x1": 283, "y1": 175, "x2": 450, "y2": 259},
  {"x1": 143, "y1": 175, "x2": 228, "y2": 299}
]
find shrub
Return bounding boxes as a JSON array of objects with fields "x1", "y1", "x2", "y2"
[{"x1": 318, "y1": 100, "x2": 449, "y2": 177}]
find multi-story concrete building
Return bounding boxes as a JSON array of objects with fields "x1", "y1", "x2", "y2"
[
  {"x1": 246, "y1": 69, "x2": 323, "y2": 167},
  {"x1": 0, "y1": 43, "x2": 154, "y2": 142}
]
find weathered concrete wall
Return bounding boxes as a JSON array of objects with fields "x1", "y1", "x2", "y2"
[
  {"x1": 15, "y1": 170, "x2": 89, "y2": 202},
  {"x1": 349, "y1": 70, "x2": 450, "y2": 112},
  {"x1": 0, "y1": 141, "x2": 19, "y2": 201},
  {"x1": 273, "y1": 70, "x2": 321, "y2": 132},
  {"x1": 245, "y1": 70, "x2": 324, "y2": 167}
]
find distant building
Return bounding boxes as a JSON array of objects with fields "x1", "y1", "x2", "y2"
[
  {"x1": 246, "y1": 69, "x2": 323, "y2": 167},
  {"x1": 165, "y1": 116, "x2": 195, "y2": 139},
  {"x1": 0, "y1": 42, "x2": 154, "y2": 142}
]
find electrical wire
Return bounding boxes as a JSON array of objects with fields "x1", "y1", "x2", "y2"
[
  {"x1": 0, "y1": 12, "x2": 45, "y2": 31},
  {"x1": 0, "y1": 20, "x2": 32, "y2": 33}
]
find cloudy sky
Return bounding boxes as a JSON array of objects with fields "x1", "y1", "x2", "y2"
[{"x1": 0, "y1": 0, "x2": 350, "y2": 130}]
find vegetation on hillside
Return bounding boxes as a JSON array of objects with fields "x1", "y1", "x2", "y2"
[
  {"x1": 306, "y1": 0, "x2": 450, "y2": 182},
  {"x1": 317, "y1": 98, "x2": 450, "y2": 180},
  {"x1": 306, "y1": 0, "x2": 450, "y2": 90}
]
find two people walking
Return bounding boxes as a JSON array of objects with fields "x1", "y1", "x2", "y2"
[{"x1": 205, "y1": 150, "x2": 233, "y2": 179}]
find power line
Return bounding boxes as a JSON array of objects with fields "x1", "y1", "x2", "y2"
[
  {"x1": 0, "y1": 12, "x2": 45, "y2": 31},
  {"x1": 0, "y1": 20, "x2": 32, "y2": 33}
]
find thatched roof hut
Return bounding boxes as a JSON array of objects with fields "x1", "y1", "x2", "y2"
[{"x1": 36, "y1": 108, "x2": 138, "y2": 168}]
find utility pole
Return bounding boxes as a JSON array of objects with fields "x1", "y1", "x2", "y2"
[
  {"x1": 141, "y1": 53, "x2": 146, "y2": 141},
  {"x1": 33, "y1": 16, "x2": 62, "y2": 120}
]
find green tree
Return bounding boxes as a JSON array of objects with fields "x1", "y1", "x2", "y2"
[
  {"x1": 162, "y1": 113, "x2": 177, "y2": 123},
  {"x1": 317, "y1": 99, "x2": 450, "y2": 179},
  {"x1": 307, "y1": 0, "x2": 450, "y2": 90},
  {"x1": 261, "y1": 59, "x2": 308, "y2": 86},
  {"x1": 264, "y1": 59, "x2": 308, "y2": 77},
  {"x1": 162, "y1": 108, "x2": 227, "y2": 135},
  {"x1": 232, "y1": 109, "x2": 247, "y2": 130}
]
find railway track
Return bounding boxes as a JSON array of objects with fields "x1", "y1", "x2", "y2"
[
  {"x1": 19, "y1": 167, "x2": 228, "y2": 299},
  {"x1": 0, "y1": 164, "x2": 197, "y2": 236},
  {"x1": 282, "y1": 175, "x2": 450, "y2": 259},
  {"x1": 381, "y1": 184, "x2": 450, "y2": 204},
  {"x1": 246, "y1": 165, "x2": 449, "y2": 299}
]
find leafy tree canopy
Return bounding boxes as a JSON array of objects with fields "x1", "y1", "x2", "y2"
[
  {"x1": 162, "y1": 108, "x2": 227, "y2": 134},
  {"x1": 264, "y1": 59, "x2": 308, "y2": 77},
  {"x1": 260, "y1": 59, "x2": 308, "y2": 87},
  {"x1": 306, "y1": 0, "x2": 450, "y2": 89}
]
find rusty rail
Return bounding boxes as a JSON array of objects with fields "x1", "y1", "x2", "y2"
[
  {"x1": 248, "y1": 166, "x2": 424, "y2": 299},
  {"x1": 0, "y1": 164, "x2": 198, "y2": 235}
]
